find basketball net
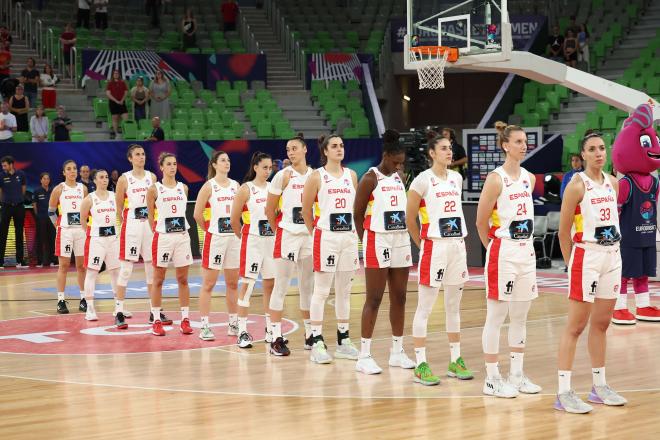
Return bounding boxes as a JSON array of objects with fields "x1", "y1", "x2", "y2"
[{"x1": 409, "y1": 47, "x2": 451, "y2": 90}]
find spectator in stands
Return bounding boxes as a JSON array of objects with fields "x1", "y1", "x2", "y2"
[
  {"x1": 442, "y1": 127, "x2": 467, "y2": 178},
  {"x1": 94, "y1": 0, "x2": 108, "y2": 30},
  {"x1": 567, "y1": 16, "x2": 580, "y2": 36},
  {"x1": 79, "y1": 164, "x2": 96, "y2": 192},
  {"x1": 182, "y1": 8, "x2": 197, "y2": 50},
  {"x1": 76, "y1": 0, "x2": 92, "y2": 29},
  {"x1": 106, "y1": 69, "x2": 129, "y2": 139},
  {"x1": 59, "y1": 24, "x2": 76, "y2": 77},
  {"x1": 547, "y1": 26, "x2": 564, "y2": 61},
  {"x1": 0, "y1": 25, "x2": 12, "y2": 48},
  {"x1": 0, "y1": 101, "x2": 16, "y2": 142},
  {"x1": 149, "y1": 69, "x2": 171, "y2": 120},
  {"x1": 563, "y1": 29, "x2": 578, "y2": 68},
  {"x1": 146, "y1": 0, "x2": 161, "y2": 29},
  {"x1": 20, "y1": 57, "x2": 39, "y2": 106},
  {"x1": 221, "y1": 0, "x2": 239, "y2": 31},
  {"x1": 560, "y1": 153, "x2": 583, "y2": 198},
  {"x1": 52, "y1": 105, "x2": 72, "y2": 141},
  {"x1": 282, "y1": 158, "x2": 292, "y2": 168},
  {"x1": 0, "y1": 155, "x2": 27, "y2": 268},
  {"x1": 0, "y1": 39, "x2": 11, "y2": 84},
  {"x1": 131, "y1": 77, "x2": 149, "y2": 122},
  {"x1": 577, "y1": 23, "x2": 590, "y2": 69},
  {"x1": 40, "y1": 63, "x2": 58, "y2": 108},
  {"x1": 109, "y1": 169, "x2": 119, "y2": 192},
  {"x1": 30, "y1": 105, "x2": 49, "y2": 142},
  {"x1": 147, "y1": 116, "x2": 164, "y2": 141},
  {"x1": 33, "y1": 172, "x2": 56, "y2": 267},
  {"x1": 9, "y1": 84, "x2": 29, "y2": 132}
]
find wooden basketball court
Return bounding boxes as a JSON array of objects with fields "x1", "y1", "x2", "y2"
[{"x1": 0, "y1": 265, "x2": 658, "y2": 439}]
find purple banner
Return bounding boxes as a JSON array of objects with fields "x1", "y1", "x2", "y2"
[{"x1": 305, "y1": 53, "x2": 374, "y2": 88}]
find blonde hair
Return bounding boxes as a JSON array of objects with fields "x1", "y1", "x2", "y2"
[{"x1": 495, "y1": 124, "x2": 525, "y2": 152}]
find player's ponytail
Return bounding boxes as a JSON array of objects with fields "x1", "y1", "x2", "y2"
[
  {"x1": 208, "y1": 150, "x2": 228, "y2": 179},
  {"x1": 496, "y1": 124, "x2": 524, "y2": 153},
  {"x1": 243, "y1": 151, "x2": 271, "y2": 183}
]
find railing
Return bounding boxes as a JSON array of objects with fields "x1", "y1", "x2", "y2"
[
  {"x1": 377, "y1": 21, "x2": 393, "y2": 89},
  {"x1": 238, "y1": 11, "x2": 262, "y2": 54},
  {"x1": 70, "y1": 46, "x2": 79, "y2": 89},
  {"x1": 36, "y1": 20, "x2": 43, "y2": 58},
  {"x1": 265, "y1": 0, "x2": 306, "y2": 85}
]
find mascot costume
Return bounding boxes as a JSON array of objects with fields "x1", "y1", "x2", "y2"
[{"x1": 611, "y1": 103, "x2": 660, "y2": 324}]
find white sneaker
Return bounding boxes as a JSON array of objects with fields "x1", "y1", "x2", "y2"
[
  {"x1": 237, "y1": 331, "x2": 253, "y2": 349},
  {"x1": 310, "y1": 340, "x2": 333, "y2": 364},
  {"x1": 388, "y1": 348, "x2": 416, "y2": 369},
  {"x1": 227, "y1": 322, "x2": 239, "y2": 336},
  {"x1": 15, "y1": 263, "x2": 28, "y2": 269},
  {"x1": 335, "y1": 338, "x2": 359, "y2": 360},
  {"x1": 483, "y1": 376, "x2": 519, "y2": 398},
  {"x1": 356, "y1": 355, "x2": 383, "y2": 374},
  {"x1": 555, "y1": 390, "x2": 593, "y2": 414},
  {"x1": 85, "y1": 309, "x2": 98, "y2": 321},
  {"x1": 508, "y1": 373, "x2": 542, "y2": 394},
  {"x1": 588, "y1": 385, "x2": 627, "y2": 406}
]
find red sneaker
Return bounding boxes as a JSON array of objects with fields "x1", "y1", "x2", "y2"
[
  {"x1": 180, "y1": 318, "x2": 193, "y2": 334},
  {"x1": 635, "y1": 306, "x2": 660, "y2": 322},
  {"x1": 612, "y1": 309, "x2": 636, "y2": 325},
  {"x1": 152, "y1": 320, "x2": 166, "y2": 336}
]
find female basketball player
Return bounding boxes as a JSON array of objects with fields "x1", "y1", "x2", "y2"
[
  {"x1": 265, "y1": 135, "x2": 314, "y2": 356},
  {"x1": 49, "y1": 160, "x2": 88, "y2": 315},
  {"x1": 79, "y1": 169, "x2": 122, "y2": 324},
  {"x1": 193, "y1": 150, "x2": 241, "y2": 341},
  {"x1": 230, "y1": 152, "x2": 275, "y2": 349},
  {"x1": 146, "y1": 152, "x2": 194, "y2": 336},
  {"x1": 475, "y1": 124, "x2": 541, "y2": 398},
  {"x1": 353, "y1": 130, "x2": 415, "y2": 374},
  {"x1": 555, "y1": 132, "x2": 627, "y2": 413},
  {"x1": 301, "y1": 134, "x2": 360, "y2": 364},
  {"x1": 406, "y1": 136, "x2": 473, "y2": 385}
]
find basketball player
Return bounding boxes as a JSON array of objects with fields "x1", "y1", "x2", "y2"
[
  {"x1": 49, "y1": 160, "x2": 87, "y2": 314},
  {"x1": 146, "y1": 153, "x2": 193, "y2": 336},
  {"x1": 353, "y1": 130, "x2": 415, "y2": 374},
  {"x1": 229, "y1": 152, "x2": 275, "y2": 349},
  {"x1": 265, "y1": 135, "x2": 314, "y2": 356},
  {"x1": 555, "y1": 132, "x2": 627, "y2": 413},
  {"x1": 301, "y1": 135, "x2": 360, "y2": 364},
  {"x1": 193, "y1": 150, "x2": 241, "y2": 341},
  {"x1": 79, "y1": 169, "x2": 122, "y2": 324},
  {"x1": 475, "y1": 124, "x2": 541, "y2": 398},
  {"x1": 115, "y1": 144, "x2": 173, "y2": 325},
  {"x1": 406, "y1": 136, "x2": 473, "y2": 385}
]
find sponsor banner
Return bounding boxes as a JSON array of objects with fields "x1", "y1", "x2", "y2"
[{"x1": 306, "y1": 53, "x2": 374, "y2": 86}]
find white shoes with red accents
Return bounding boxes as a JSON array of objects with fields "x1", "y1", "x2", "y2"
[{"x1": 635, "y1": 306, "x2": 660, "y2": 322}]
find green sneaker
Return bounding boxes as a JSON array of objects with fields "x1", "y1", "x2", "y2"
[
  {"x1": 413, "y1": 362, "x2": 440, "y2": 386},
  {"x1": 198, "y1": 325, "x2": 215, "y2": 341},
  {"x1": 447, "y1": 356, "x2": 474, "y2": 380}
]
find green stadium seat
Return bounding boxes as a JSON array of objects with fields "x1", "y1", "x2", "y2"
[
  {"x1": 536, "y1": 101, "x2": 550, "y2": 124},
  {"x1": 13, "y1": 132, "x2": 30, "y2": 142},
  {"x1": 256, "y1": 120, "x2": 273, "y2": 138},
  {"x1": 563, "y1": 134, "x2": 580, "y2": 154},
  {"x1": 93, "y1": 98, "x2": 108, "y2": 121},
  {"x1": 233, "y1": 80, "x2": 248, "y2": 93},
  {"x1": 343, "y1": 127, "x2": 359, "y2": 138},
  {"x1": 355, "y1": 119, "x2": 370, "y2": 137},
  {"x1": 216, "y1": 80, "x2": 231, "y2": 97},
  {"x1": 586, "y1": 112, "x2": 601, "y2": 129},
  {"x1": 222, "y1": 129, "x2": 239, "y2": 140},
  {"x1": 70, "y1": 131, "x2": 86, "y2": 142},
  {"x1": 172, "y1": 130, "x2": 188, "y2": 141},
  {"x1": 601, "y1": 112, "x2": 618, "y2": 130},
  {"x1": 523, "y1": 112, "x2": 540, "y2": 126},
  {"x1": 121, "y1": 121, "x2": 138, "y2": 140},
  {"x1": 204, "y1": 129, "x2": 220, "y2": 140}
]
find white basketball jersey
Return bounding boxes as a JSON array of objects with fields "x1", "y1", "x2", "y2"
[
  {"x1": 207, "y1": 178, "x2": 239, "y2": 235},
  {"x1": 88, "y1": 191, "x2": 118, "y2": 237},
  {"x1": 123, "y1": 170, "x2": 153, "y2": 221},
  {"x1": 241, "y1": 181, "x2": 273, "y2": 236},
  {"x1": 58, "y1": 182, "x2": 85, "y2": 228},
  {"x1": 489, "y1": 167, "x2": 534, "y2": 240},
  {"x1": 277, "y1": 166, "x2": 311, "y2": 234},
  {"x1": 364, "y1": 167, "x2": 407, "y2": 233},
  {"x1": 314, "y1": 167, "x2": 355, "y2": 232},
  {"x1": 413, "y1": 169, "x2": 466, "y2": 239},
  {"x1": 572, "y1": 172, "x2": 621, "y2": 245},
  {"x1": 154, "y1": 182, "x2": 189, "y2": 234}
]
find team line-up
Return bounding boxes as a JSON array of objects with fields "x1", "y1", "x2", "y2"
[{"x1": 46, "y1": 126, "x2": 626, "y2": 414}]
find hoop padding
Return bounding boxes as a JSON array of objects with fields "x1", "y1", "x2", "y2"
[{"x1": 409, "y1": 46, "x2": 457, "y2": 90}]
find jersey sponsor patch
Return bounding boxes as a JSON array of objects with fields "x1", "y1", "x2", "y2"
[
  {"x1": 98, "y1": 226, "x2": 116, "y2": 237},
  {"x1": 383, "y1": 210, "x2": 406, "y2": 231},
  {"x1": 329, "y1": 213, "x2": 352, "y2": 232},
  {"x1": 258, "y1": 219, "x2": 274, "y2": 236},
  {"x1": 164, "y1": 216, "x2": 185, "y2": 233},
  {"x1": 134, "y1": 207, "x2": 149, "y2": 220},
  {"x1": 292, "y1": 207, "x2": 305, "y2": 224},
  {"x1": 439, "y1": 217, "x2": 462, "y2": 237},
  {"x1": 508, "y1": 219, "x2": 532, "y2": 239},
  {"x1": 217, "y1": 217, "x2": 232, "y2": 234},
  {"x1": 594, "y1": 225, "x2": 621, "y2": 245},
  {"x1": 66, "y1": 212, "x2": 81, "y2": 225}
]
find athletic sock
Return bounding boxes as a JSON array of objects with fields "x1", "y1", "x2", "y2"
[
  {"x1": 558, "y1": 370, "x2": 572, "y2": 394},
  {"x1": 392, "y1": 335, "x2": 403, "y2": 353},
  {"x1": 181, "y1": 306, "x2": 189, "y2": 319},
  {"x1": 87, "y1": 299, "x2": 95, "y2": 311},
  {"x1": 360, "y1": 338, "x2": 371, "y2": 357},
  {"x1": 229, "y1": 313, "x2": 238, "y2": 326},
  {"x1": 414, "y1": 347, "x2": 426, "y2": 366},
  {"x1": 311, "y1": 324, "x2": 322, "y2": 338},
  {"x1": 449, "y1": 342, "x2": 461, "y2": 362},
  {"x1": 265, "y1": 313, "x2": 271, "y2": 331},
  {"x1": 337, "y1": 322, "x2": 349, "y2": 333},
  {"x1": 614, "y1": 293, "x2": 628, "y2": 310},
  {"x1": 272, "y1": 322, "x2": 282, "y2": 339},
  {"x1": 151, "y1": 307, "x2": 161, "y2": 321},
  {"x1": 510, "y1": 352, "x2": 524, "y2": 376},
  {"x1": 238, "y1": 316, "x2": 248, "y2": 334},
  {"x1": 592, "y1": 367, "x2": 606, "y2": 387},
  {"x1": 303, "y1": 319, "x2": 312, "y2": 338},
  {"x1": 636, "y1": 292, "x2": 650, "y2": 308},
  {"x1": 80, "y1": 291, "x2": 85, "y2": 299},
  {"x1": 115, "y1": 299, "x2": 124, "y2": 314},
  {"x1": 485, "y1": 362, "x2": 500, "y2": 379},
  {"x1": 201, "y1": 316, "x2": 209, "y2": 327},
  {"x1": 57, "y1": 292, "x2": 65, "y2": 301}
]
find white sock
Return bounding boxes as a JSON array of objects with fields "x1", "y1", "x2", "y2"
[
  {"x1": 486, "y1": 362, "x2": 500, "y2": 379},
  {"x1": 265, "y1": 313, "x2": 271, "y2": 331},
  {"x1": 510, "y1": 352, "x2": 524, "y2": 376},
  {"x1": 181, "y1": 306, "x2": 189, "y2": 319},
  {"x1": 238, "y1": 316, "x2": 248, "y2": 334},
  {"x1": 311, "y1": 324, "x2": 322, "y2": 338},
  {"x1": 360, "y1": 338, "x2": 371, "y2": 357},
  {"x1": 615, "y1": 293, "x2": 628, "y2": 310},
  {"x1": 303, "y1": 319, "x2": 312, "y2": 338},
  {"x1": 272, "y1": 322, "x2": 282, "y2": 338},
  {"x1": 151, "y1": 307, "x2": 161, "y2": 321},
  {"x1": 449, "y1": 342, "x2": 461, "y2": 362},
  {"x1": 636, "y1": 291, "x2": 650, "y2": 308},
  {"x1": 229, "y1": 313, "x2": 238, "y2": 325},
  {"x1": 201, "y1": 316, "x2": 209, "y2": 327},
  {"x1": 414, "y1": 347, "x2": 426, "y2": 366},
  {"x1": 592, "y1": 367, "x2": 606, "y2": 387},
  {"x1": 337, "y1": 322, "x2": 349, "y2": 333},
  {"x1": 80, "y1": 291, "x2": 85, "y2": 299},
  {"x1": 115, "y1": 299, "x2": 124, "y2": 313},
  {"x1": 392, "y1": 335, "x2": 403, "y2": 353},
  {"x1": 57, "y1": 292, "x2": 65, "y2": 301},
  {"x1": 558, "y1": 370, "x2": 572, "y2": 394},
  {"x1": 87, "y1": 299, "x2": 95, "y2": 311}
]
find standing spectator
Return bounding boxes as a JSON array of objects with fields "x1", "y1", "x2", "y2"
[
  {"x1": 20, "y1": 57, "x2": 39, "y2": 106},
  {"x1": 40, "y1": 63, "x2": 58, "y2": 108},
  {"x1": 108, "y1": 169, "x2": 119, "y2": 192},
  {"x1": 130, "y1": 76, "x2": 149, "y2": 122},
  {"x1": 59, "y1": 24, "x2": 76, "y2": 77},
  {"x1": 221, "y1": 0, "x2": 239, "y2": 31},
  {"x1": 567, "y1": 16, "x2": 580, "y2": 36},
  {"x1": 442, "y1": 127, "x2": 467, "y2": 178},
  {"x1": 0, "y1": 155, "x2": 27, "y2": 268},
  {"x1": 547, "y1": 26, "x2": 564, "y2": 61},
  {"x1": 79, "y1": 164, "x2": 96, "y2": 192},
  {"x1": 33, "y1": 172, "x2": 56, "y2": 267},
  {"x1": 30, "y1": 104, "x2": 49, "y2": 142},
  {"x1": 106, "y1": 69, "x2": 128, "y2": 139},
  {"x1": 0, "y1": 40, "x2": 11, "y2": 84},
  {"x1": 181, "y1": 8, "x2": 197, "y2": 50},
  {"x1": 52, "y1": 105, "x2": 72, "y2": 141},
  {"x1": 0, "y1": 100, "x2": 17, "y2": 141},
  {"x1": 76, "y1": 0, "x2": 92, "y2": 29},
  {"x1": 9, "y1": 84, "x2": 29, "y2": 132},
  {"x1": 147, "y1": 116, "x2": 164, "y2": 141},
  {"x1": 149, "y1": 69, "x2": 171, "y2": 120},
  {"x1": 578, "y1": 23, "x2": 590, "y2": 69},
  {"x1": 563, "y1": 29, "x2": 578, "y2": 68},
  {"x1": 93, "y1": 0, "x2": 108, "y2": 30},
  {"x1": 560, "y1": 154, "x2": 583, "y2": 198},
  {"x1": 0, "y1": 25, "x2": 12, "y2": 48}
]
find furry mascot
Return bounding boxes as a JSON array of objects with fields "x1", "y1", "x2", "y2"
[{"x1": 611, "y1": 103, "x2": 660, "y2": 324}]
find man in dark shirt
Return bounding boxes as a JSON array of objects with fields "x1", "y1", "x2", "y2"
[
  {"x1": 442, "y1": 127, "x2": 467, "y2": 179},
  {"x1": 79, "y1": 164, "x2": 96, "y2": 192},
  {"x1": 547, "y1": 26, "x2": 564, "y2": 60},
  {"x1": 52, "y1": 105, "x2": 73, "y2": 141},
  {"x1": 0, "y1": 155, "x2": 27, "y2": 268},
  {"x1": 20, "y1": 57, "x2": 39, "y2": 106},
  {"x1": 33, "y1": 172, "x2": 56, "y2": 267},
  {"x1": 148, "y1": 116, "x2": 164, "y2": 141}
]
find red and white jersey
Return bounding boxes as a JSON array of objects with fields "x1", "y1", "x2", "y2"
[
  {"x1": 241, "y1": 181, "x2": 273, "y2": 236},
  {"x1": 87, "y1": 191, "x2": 118, "y2": 237},
  {"x1": 410, "y1": 169, "x2": 466, "y2": 239},
  {"x1": 363, "y1": 167, "x2": 407, "y2": 233},
  {"x1": 488, "y1": 167, "x2": 534, "y2": 240},
  {"x1": 57, "y1": 182, "x2": 85, "y2": 228},
  {"x1": 572, "y1": 172, "x2": 621, "y2": 245},
  {"x1": 314, "y1": 167, "x2": 355, "y2": 232},
  {"x1": 123, "y1": 170, "x2": 153, "y2": 221},
  {"x1": 154, "y1": 182, "x2": 189, "y2": 234},
  {"x1": 206, "y1": 178, "x2": 239, "y2": 235},
  {"x1": 270, "y1": 166, "x2": 311, "y2": 234}
]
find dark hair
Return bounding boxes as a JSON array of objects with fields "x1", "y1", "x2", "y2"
[
  {"x1": 288, "y1": 132, "x2": 306, "y2": 147},
  {"x1": 126, "y1": 143, "x2": 144, "y2": 159},
  {"x1": 570, "y1": 153, "x2": 583, "y2": 161},
  {"x1": 318, "y1": 134, "x2": 341, "y2": 166},
  {"x1": 580, "y1": 129, "x2": 603, "y2": 151},
  {"x1": 425, "y1": 130, "x2": 439, "y2": 142},
  {"x1": 428, "y1": 135, "x2": 450, "y2": 151},
  {"x1": 158, "y1": 152, "x2": 176, "y2": 166},
  {"x1": 39, "y1": 171, "x2": 50, "y2": 180},
  {"x1": 0, "y1": 155, "x2": 13, "y2": 165},
  {"x1": 442, "y1": 127, "x2": 456, "y2": 142},
  {"x1": 92, "y1": 168, "x2": 108, "y2": 182},
  {"x1": 243, "y1": 151, "x2": 271, "y2": 183},
  {"x1": 62, "y1": 159, "x2": 76, "y2": 172},
  {"x1": 495, "y1": 124, "x2": 525, "y2": 152},
  {"x1": 208, "y1": 150, "x2": 228, "y2": 179},
  {"x1": 382, "y1": 129, "x2": 405, "y2": 155}
]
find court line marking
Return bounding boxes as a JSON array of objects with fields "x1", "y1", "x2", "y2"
[{"x1": 28, "y1": 311, "x2": 49, "y2": 316}]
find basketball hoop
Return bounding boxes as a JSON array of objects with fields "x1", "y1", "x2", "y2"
[{"x1": 408, "y1": 46, "x2": 459, "y2": 90}]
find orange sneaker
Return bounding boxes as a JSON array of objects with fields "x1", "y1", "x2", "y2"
[{"x1": 612, "y1": 309, "x2": 636, "y2": 325}]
